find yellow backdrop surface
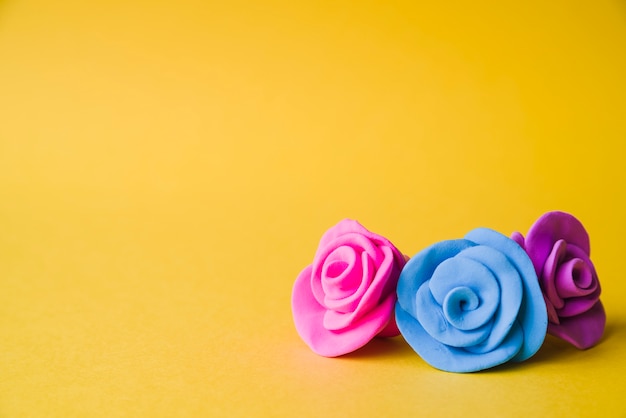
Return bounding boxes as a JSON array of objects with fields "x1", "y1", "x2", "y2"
[{"x1": 1, "y1": 0, "x2": 625, "y2": 416}]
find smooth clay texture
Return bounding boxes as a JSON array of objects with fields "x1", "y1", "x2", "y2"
[{"x1": 396, "y1": 228, "x2": 547, "y2": 372}]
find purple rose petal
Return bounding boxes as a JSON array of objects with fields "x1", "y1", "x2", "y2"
[
  {"x1": 549, "y1": 301, "x2": 606, "y2": 350},
  {"x1": 513, "y1": 211, "x2": 605, "y2": 349}
]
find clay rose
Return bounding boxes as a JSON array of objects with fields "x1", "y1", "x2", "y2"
[
  {"x1": 512, "y1": 211, "x2": 605, "y2": 349},
  {"x1": 291, "y1": 219, "x2": 406, "y2": 357},
  {"x1": 395, "y1": 228, "x2": 547, "y2": 372}
]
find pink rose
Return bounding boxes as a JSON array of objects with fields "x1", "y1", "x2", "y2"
[
  {"x1": 512, "y1": 211, "x2": 606, "y2": 349},
  {"x1": 291, "y1": 219, "x2": 406, "y2": 356}
]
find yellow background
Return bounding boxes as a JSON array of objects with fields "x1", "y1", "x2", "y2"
[{"x1": 1, "y1": 0, "x2": 625, "y2": 416}]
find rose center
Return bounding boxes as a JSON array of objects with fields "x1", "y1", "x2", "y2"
[
  {"x1": 326, "y1": 260, "x2": 349, "y2": 279},
  {"x1": 320, "y1": 245, "x2": 364, "y2": 303},
  {"x1": 571, "y1": 260, "x2": 593, "y2": 289},
  {"x1": 442, "y1": 286, "x2": 482, "y2": 331}
]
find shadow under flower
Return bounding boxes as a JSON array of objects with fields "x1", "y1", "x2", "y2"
[
  {"x1": 331, "y1": 315, "x2": 624, "y2": 372},
  {"x1": 597, "y1": 317, "x2": 621, "y2": 345},
  {"x1": 484, "y1": 317, "x2": 623, "y2": 374},
  {"x1": 339, "y1": 336, "x2": 414, "y2": 360}
]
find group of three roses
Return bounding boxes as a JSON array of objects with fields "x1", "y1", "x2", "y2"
[{"x1": 291, "y1": 211, "x2": 605, "y2": 372}]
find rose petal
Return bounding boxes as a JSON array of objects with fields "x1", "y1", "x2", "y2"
[
  {"x1": 563, "y1": 244, "x2": 600, "y2": 292},
  {"x1": 442, "y1": 286, "x2": 480, "y2": 330},
  {"x1": 464, "y1": 228, "x2": 547, "y2": 362},
  {"x1": 310, "y1": 232, "x2": 384, "y2": 307},
  {"x1": 554, "y1": 243, "x2": 602, "y2": 318},
  {"x1": 323, "y1": 246, "x2": 398, "y2": 330},
  {"x1": 511, "y1": 232, "x2": 525, "y2": 249},
  {"x1": 292, "y1": 265, "x2": 392, "y2": 357},
  {"x1": 557, "y1": 296, "x2": 600, "y2": 318},
  {"x1": 312, "y1": 232, "x2": 384, "y2": 284},
  {"x1": 396, "y1": 303, "x2": 524, "y2": 373},
  {"x1": 316, "y1": 219, "x2": 374, "y2": 253},
  {"x1": 453, "y1": 245, "x2": 522, "y2": 355},
  {"x1": 523, "y1": 211, "x2": 591, "y2": 277},
  {"x1": 555, "y1": 258, "x2": 596, "y2": 299},
  {"x1": 544, "y1": 294, "x2": 560, "y2": 324},
  {"x1": 428, "y1": 256, "x2": 500, "y2": 331},
  {"x1": 293, "y1": 219, "x2": 405, "y2": 356},
  {"x1": 322, "y1": 250, "x2": 373, "y2": 313},
  {"x1": 316, "y1": 219, "x2": 404, "y2": 268},
  {"x1": 396, "y1": 239, "x2": 476, "y2": 316},
  {"x1": 542, "y1": 239, "x2": 567, "y2": 309},
  {"x1": 548, "y1": 301, "x2": 606, "y2": 349},
  {"x1": 320, "y1": 245, "x2": 361, "y2": 300},
  {"x1": 396, "y1": 228, "x2": 547, "y2": 372},
  {"x1": 415, "y1": 280, "x2": 493, "y2": 347},
  {"x1": 353, "y1": 246, "x2": 398, "y2": 314}
]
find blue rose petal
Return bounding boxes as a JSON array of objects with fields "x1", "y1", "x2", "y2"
[
  {"x1": 395, "y1": 228, "x2": 548, "y2": 372},
  {"x1": 415, "y1": 281, "x2": 493, "y2": 347},
  {"x1": 396, "y1": 239, "x2": 474, "y2": 317},
  {"x1": 429, "y1": 256, "x2": 500, "y2": 330},
  {"x1": 465, "y1": 228, "x2": 548, "y2": 361}
]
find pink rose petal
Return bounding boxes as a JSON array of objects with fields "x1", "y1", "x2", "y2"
[
  {"x1": 292, "y1": 266, "x2": 395, "y2": 356},
  {"x1": 292, "y1": 219, "x2": 405, "y2": 356}
]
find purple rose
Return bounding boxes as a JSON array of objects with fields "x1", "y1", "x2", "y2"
[{"x1": 512, "y1": 211, "x2": 605, "y2": 349}]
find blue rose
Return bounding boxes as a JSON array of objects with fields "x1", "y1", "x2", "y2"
[{"x1": 395, "y1": 228, "x2": 548, "y2": 372}]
